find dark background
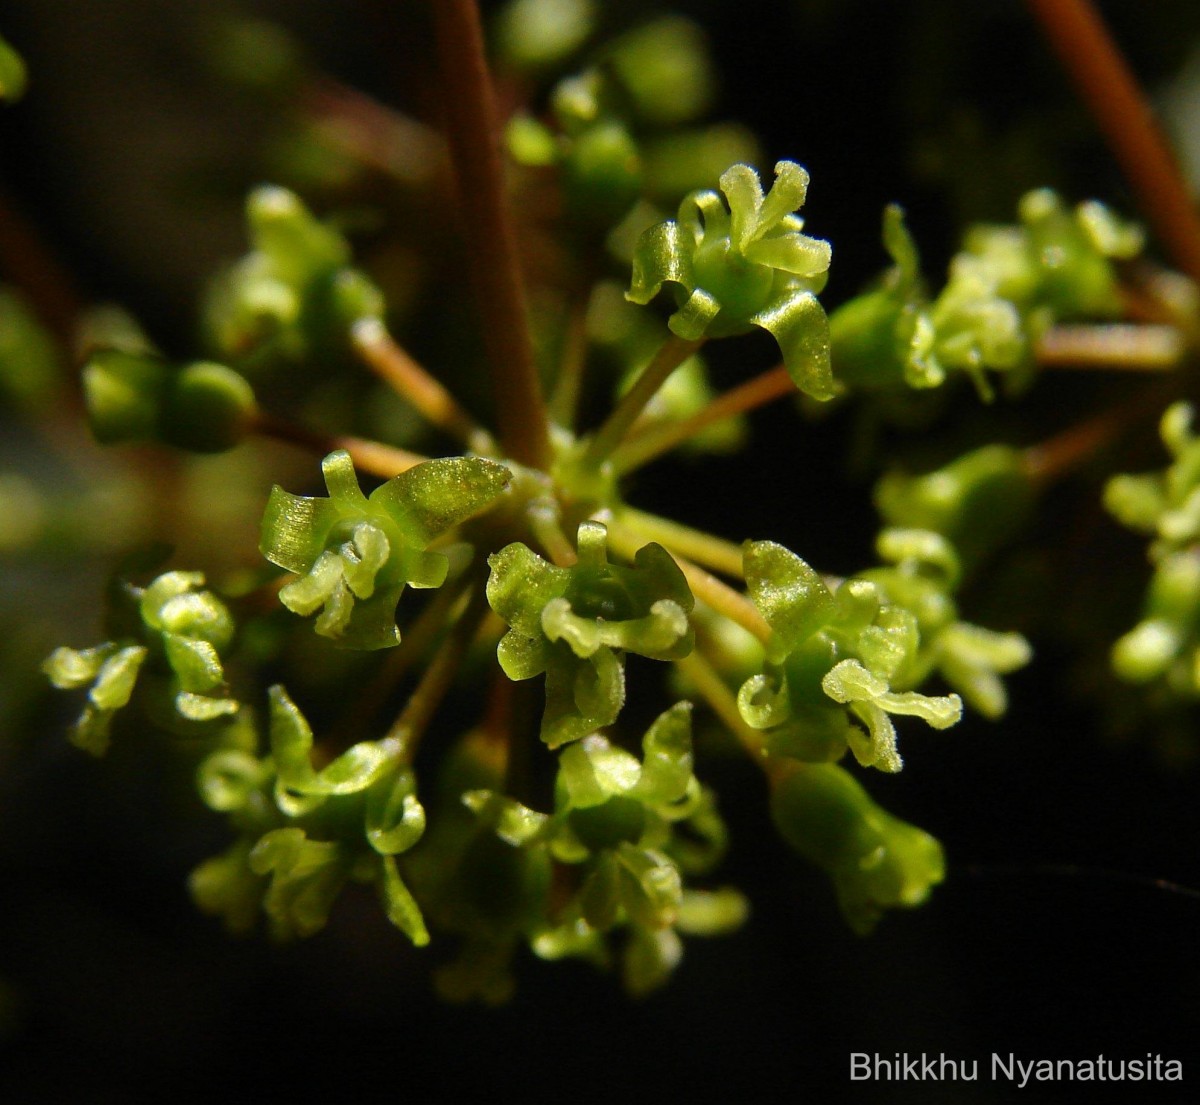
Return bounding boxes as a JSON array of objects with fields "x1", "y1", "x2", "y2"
[{"x1": 2, "y1": 2, "x2": 1199, "y2": 1102}]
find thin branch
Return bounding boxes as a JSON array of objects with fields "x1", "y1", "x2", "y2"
[
  {"x1": 613, "y1": 364, "x2": 793, "y2": 474},
  {"x1": 1020, "y1": 381, "x2": 1172, "y2": 485},
  {"x1": 615, "y1": 506, "x2": 745, "y2": 578},
  {"x1": 384, "y1": 582, "x2": 491, "y2": 755},
  {"x1": 528, "y1": 497, "x2": 579, "y2": 567},
  {"x1": 675, "y1": 556, "x2": 771, "y2": 644},
  {"x1": 301, "y1": 76, "x2": 444, "y2": 186},
  {"x1": 1035, "y1": 323, "x2": 1185, "y2": 370},
  {"x1": 584, "y1": 333, "x2": 702, "y2": 466},
  {"x1": 352, "y1": 318, "x2": 497, "y2": 453},
  {"x1": 251, "y1": 411, "x2": 427, "y2": 477},
  {"x1": 1026, "y1": 0, "x2": 1200, "y2": 285},
  {"x1": 431, "y1": 0, "x2": 551, "y2": 469},
  {"x1": 326, "y1": 571, "x2": 475, "y2": 751},
  {"x1": 673, "y1": 649, "x2": 767, "y2": 761},
  {"x1": 548, "y1": 300, "x2": 590, "y2": 431},
  {"x1": 606, "y1": 520, "x2": 765, "y2": 638}
]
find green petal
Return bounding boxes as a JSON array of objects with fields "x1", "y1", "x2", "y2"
[
  {"x1": 633, "y1": 701, "x2": 694, "y2": 805},
  {"x1": 461, "y1": 789, "x2": 549, "y2": 846},
  {"x1": 197, "y1": 750, "x2": 267, "y2": 812},
  {"x1": 667, "y1": 287, "x2": 721, "y2": 340},
  {"x1": 719, "y1": 163, "x2": 764, "y2": 251},
  {"x1": 751, "y1": 290, "x2": 834, "y2": 401},
  {"x1": 615, "y1": 843, "x2": 682, "y2": 929},
  {"x1": 881, "y1": 203, "x2": 921, "y2": 289},
  {"x1": 260, "y1": 487, "x2": 339, "y2": 574},
  {"x1": 268, "y1": 684, "x2": 400, "y2": 808},
  {"x1": 744, "y1": 540, "x2": 834, "y2": 662},
  {"x1": 487, "y1": 542, "x2": 569, "y2": 638},
  {"x1": 90, "y1": 645, "x2": 148, "y2": 710},
  {"x1": 367, "y1": 770, "x2": 427, "y2": 854},
  {"x1": 742, "y1": 232, "x2": 831, "y2": 278},
  {"x1": 756, "y1": 161, "x2": 811, "y2": 237},
  {"x1": 622, "y1": 926, "x2": 683, "y2": 997},
  {"x1": 379, "y1": 855, "x2": 430, "y2": 946},
  {"x1": 44, "y1": 644, "x2": 118, "y2": 690},
  {"x1": 370, "y1": 457, "x2": 512, "y2": 547},
  {"x1": 560, "y1": 735, "x2": 643, "y2": 807},
  {"x1": 541, "y1": 646, "x2": 624, "y2": 748},
  {"x1": 628, "y1": 219, "x2": 695, "y2": 306},
  {"x1": 496, "y1": 630, "x2": 552, "y2": 680},
  {"x1": 163, "y1": 634, "x2": 224, "y2": 693}
]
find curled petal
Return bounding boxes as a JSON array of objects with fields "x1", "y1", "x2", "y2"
[
  {"x1": 751, "y1": 291, "x2": 834, "y2": 401},
  {"x1": 628, "y1": 220, "x2": 695, "y2": 306}
]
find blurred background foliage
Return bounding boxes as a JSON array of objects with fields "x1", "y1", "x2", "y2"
[{"x1": 2, "y1": 1, "x2": 1200, "y2": 1101}]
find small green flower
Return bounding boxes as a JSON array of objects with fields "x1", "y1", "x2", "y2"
[
  {"x1": 43, "y1": 570, "x2": 241, "y2": 753},
  {"x1": 261, "y1": 450, "x2": 511, "y2": 649},
  {"x1": 191, "y1": 686, "x2": 429, "y2": 946},
  {"x1": 627, "y1": 160, "x2": 834, "y2": 399},
  {"x1": 43, "y1": 642, "x2": 148, "y2": 755},
  {"x1": 830, "y1": 205, "x2": 1024, "y2": 399},
  {"x1": 771, "y1": 761, "x2": 944, "y2": 934},
  {"x1": 83, "y1": 351, "x2": 257, "y2": 454},
  {"x1": 465, "y1": 703, "x2": 742, "y2": 995},
  {"x1": 204, "y1": 186, "x2": 384, "y2": 367},
  {"x1": 875, "y1": 443, "x2": 1034, "y2": 574},
  {"x1": 486, "y1": 521, "x2": 694, "y2": 747},
  {"x1": 737, "y1": 540, "x2": 962, "y2": 772}
]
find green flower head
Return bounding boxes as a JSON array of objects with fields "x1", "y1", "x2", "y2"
[
  {"x1": 487, "y1": 521, "x2": 694, "y2": 747},
  {"x1": 737, "y1": 540, "x2": 962, "y2": 773},
  {"x1": 627, "y1": 160, "x2": 834, "y2": 399},
  {"x1": 261, "y1": 450, "x2": 510, "y2": 649}
]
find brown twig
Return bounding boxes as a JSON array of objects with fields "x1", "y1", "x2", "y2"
[
  {"x1": 252, "y1": 411, "x2": 427, "y2": 478},
  {"x1": 351, "y1": 318, "x2": 496, "y2": 453},
  {"x1": 613, "y1": 363, "x2": 794, "y2": 474},
  {"x1": 1026, "y1": 0, "x2": 1200, "y2": 286},
  {"x1": 1035, "y1": 323, "x2": 1185, "y2": 371},
  {"x1": 584, "y1": 333, "x2": 702, "y2": 466},
  {"x1": 430, "y1": 0, "x2": 551, "y2": 469}
]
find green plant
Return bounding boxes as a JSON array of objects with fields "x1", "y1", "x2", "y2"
[{"x1": 6, "y1": 0, "x2": 1200, "y2": 1013}]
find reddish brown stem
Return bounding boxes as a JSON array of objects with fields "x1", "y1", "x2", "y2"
[
  {"x1": 1027, "y1": 0, "x2": 1200, "y2": 285},
  {"x1": 430, "y1": 0, "x2": 551, "y2": 469},
  {"x1": 252, "y1": 411, "x2": 427, "y2": 478}
]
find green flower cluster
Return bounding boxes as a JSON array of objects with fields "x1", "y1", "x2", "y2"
[
  {"x1": 204, "y1": 186, "x2": 383, "y2": 370},
  {"x1": 191, "y1": 685, "x2": 428, "y2": 946},
  {"x1": 409, "y1": 704, "x2": 742, "y2": 1001},
  {"x1": 830, "y1": 190, "x2": 1143, "y2": 398},
  {"x1": 1106, "y1": 403, "x2": 1200, "y2": 691},
  {"x1": 43, "y1": 570, "x2": 240, "y2": 754}
]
